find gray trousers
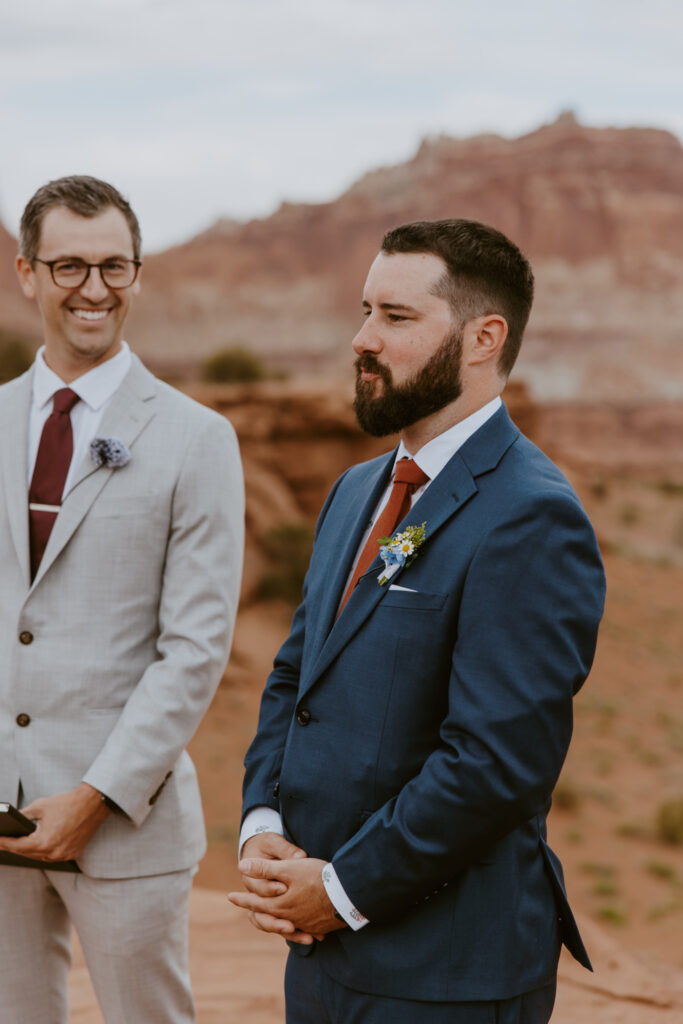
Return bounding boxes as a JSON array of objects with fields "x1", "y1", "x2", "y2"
[{"x1": 0, "y1": 864, "x2": 195, "y2": 1024}]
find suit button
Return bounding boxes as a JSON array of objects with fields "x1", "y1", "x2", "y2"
[
  {"x1": 273, "y1": 782, "x2": 280, "y2": 798},
  {"x1": 16, "y1": 713, "x2": 31, "y2": 727},
  {"x1": 19, "y1": 631, "x2": 33, "y2": 645},
  {"x1": 296, "y1": 708, "x2": 311, "y2": 726}
]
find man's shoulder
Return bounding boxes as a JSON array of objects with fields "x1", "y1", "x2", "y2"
[
  {"x1": 129, "y1": 359, "x2": 236, "y2": 439},
  {"x1": 0, "y1": 367, "x2": 32, "y2": 403}
]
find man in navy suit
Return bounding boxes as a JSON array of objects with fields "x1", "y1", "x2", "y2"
[{"x1": 229, "y1": 219, "x2": 605, "y2": 1023}]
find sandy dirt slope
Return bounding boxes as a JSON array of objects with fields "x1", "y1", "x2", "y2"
[{"x1": 68, "y1": 889, "x2": 683, "y2": 1022}]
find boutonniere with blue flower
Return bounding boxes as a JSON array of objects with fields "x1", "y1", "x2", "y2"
[
  {"x1": 377, "y1": 522, "x2": 427, "y2": 585},
  {"x1": 89, "y1": 437, "x2": 132, "y2": 469}
]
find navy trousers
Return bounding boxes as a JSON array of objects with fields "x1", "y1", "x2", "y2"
[{"x1": 285, "y1": 950, "x2": 557, "y2": 1024}]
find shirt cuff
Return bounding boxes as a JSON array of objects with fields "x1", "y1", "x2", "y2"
[
  {"x1": 239, "y1": 807, "x2": 284, "y2": 859},
  {"x1": 322, "y1": 863, "x2": 369, "y2": 931}
]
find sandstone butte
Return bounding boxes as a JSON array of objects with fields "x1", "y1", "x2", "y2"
[{"x1": 1, "y1": 112, "x2": 682, "y2": 400}]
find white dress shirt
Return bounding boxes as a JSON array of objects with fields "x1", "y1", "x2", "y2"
[
  {"x1": 240, "y1": 396, "x2": 503, "y2": 929},
  {"x1": 28, "y1": 342, "x2": 132, "y2": 491}
]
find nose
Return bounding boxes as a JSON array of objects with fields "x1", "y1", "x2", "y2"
[
  {"x1": 78, "y1": 265, "x2": 110, "y2": 302},
  {"x1": 352, "y1": 316, "x2": 382, "y2": 356}
]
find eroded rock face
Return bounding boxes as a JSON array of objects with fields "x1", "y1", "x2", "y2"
[
  {"x1": 2, "y1": 115, "x2": 681, "y2": 397},
  {"x1": 130, "y1": 117, "x2": 683, "y2": 399}
]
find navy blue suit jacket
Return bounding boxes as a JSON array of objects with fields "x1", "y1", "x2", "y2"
[{"x1": 243, "y1": 405, "x2": 605, "y2": 1002}]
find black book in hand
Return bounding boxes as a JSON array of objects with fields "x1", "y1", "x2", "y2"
[{"x1": 0, "y1": 802, "x2": 81, "y2": 872}]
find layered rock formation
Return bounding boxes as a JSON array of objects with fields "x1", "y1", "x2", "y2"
[{"x1": 2, "y1": 114, "x2": 681, "y2": 398}]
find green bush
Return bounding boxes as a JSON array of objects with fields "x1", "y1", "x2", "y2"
[
  {"x1": 0, "y1": 329, "x2": 34, "y2": 381},
  {"x1": 257, "y1": 522, "x2": 314, "y2": 605},
  {"x1": 656, "y1": 797, "x2": 683, "y2": 845},
  {"x1": 202, "y1": 346, "x2": 265, "y2": 383}
]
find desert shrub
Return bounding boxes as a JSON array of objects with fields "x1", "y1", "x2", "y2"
[
  {"x1": 202, "y1": 345, "x2": 265, "y2": 383},
  {"x1": 616, "y1": 821, "x2": 647, "y2": 839},
  {"x1": 656, "y1": 797, "x2": 683, "y2": 845},
  {"x1": 643, "y1": 859, "x2": 677, "y2": 882},
  {"x1": 589, "y1": 475, "x2": 609, "y2": 499},
  {"x1": 592, "y1": 877, "x2": 619, "y2": 897},
  {"x1": 596, "y1": 905, "x2": 627, "y2": 926},
  {"x1": 257, "y1": 522, "x2": 314, "y2": 605},
  {"x1": 552, "y1": 777, "x2": 581, "y2": 811},
  {"x1": 0, "y1": 328, "x2": 33, "y2": 381},
  {"x1": 579, "y1": 861, "x2": 615, "y2": 879},
  {"x1": 619, "y1": 502, "x2": 640, "y2": 525},
  {"x1": 655, "y1": 479, "x2": 683, "y2": 497}
]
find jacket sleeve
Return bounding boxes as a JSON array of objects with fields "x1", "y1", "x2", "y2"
[
  {"x1": 331, "y1": 489, "x2": 605, "y2": 921},
  {"x1": 82, "y1": 415, "x2": 244, "y2": 825}
]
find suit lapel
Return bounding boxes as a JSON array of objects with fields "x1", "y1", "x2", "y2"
[
  {"x1": 31, "y1": 357, "x2": 157, "y2": 589},
  {"x1": 302, "y1": 404, "x2": 520, "y2": 694},
  {"x1": 0, "y1": 369, "x2": 34, "y2": 587},
  {"x1": 307, "y1": 451, "x2": 395, "y2": 658}
]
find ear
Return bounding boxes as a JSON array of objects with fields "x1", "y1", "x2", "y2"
[
  {"x1": 130, "y1": 265, "x2": 142, "y2": 296},
  {"x1": 16, "y1": 255, "x2": 37, "y2": 300},
  {"x1": 465, "y1": 314, "x2": 508, "y2": 367}
]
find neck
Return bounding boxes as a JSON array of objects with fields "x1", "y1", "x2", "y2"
[
  {"x1": 399, "y1": 387, "x2": 501, "y2": 455},
  {"x1": 42, "y1": 342, "x2": 123, "y2": 384}
]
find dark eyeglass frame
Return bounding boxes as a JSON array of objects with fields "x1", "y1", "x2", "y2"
[{"x1": 34, "y1": 257, "x2": 142, "y2": 289}]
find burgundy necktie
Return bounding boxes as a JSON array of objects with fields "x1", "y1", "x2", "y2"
[
  {"x1": 339, "y1": 458, "x2": 429, "y2": 613},
  {"x1": 28, "y1": 387, "x2": 80, "y2": 580}
]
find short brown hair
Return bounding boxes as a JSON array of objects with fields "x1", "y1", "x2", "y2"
[
  {"x1": 381, "y1": 219, "x2": 534, "y2": 377},
  {"x1": 19, "y1": 175, "x2": 142, "y2": 263}
]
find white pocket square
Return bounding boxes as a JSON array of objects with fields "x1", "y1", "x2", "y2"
[{"x1": 388, "y1": 584, "x2": 418, "y2": 592}]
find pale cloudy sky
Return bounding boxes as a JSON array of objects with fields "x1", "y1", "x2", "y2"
[{"x1": 0, "y1": 0, "x2": 680, "y2": 250}]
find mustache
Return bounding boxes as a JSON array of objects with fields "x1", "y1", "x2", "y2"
[{"x1": 354, "y1": 354, "x2": 392, "y2": 383}]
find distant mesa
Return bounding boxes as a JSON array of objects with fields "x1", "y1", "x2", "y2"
[{"x1": 1, "y1": 114, "x2": 682, "y2": 400}]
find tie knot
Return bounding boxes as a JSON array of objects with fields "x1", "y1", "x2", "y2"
[
  {"x1": 393, "y1": 458, "x2": 429, "y2": 489},
  {"x1": 52, "y1": 388, "x2": 80, "y2": 415}
]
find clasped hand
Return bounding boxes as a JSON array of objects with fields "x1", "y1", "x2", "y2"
[{"x1": 228, "y1": 833, "x2": 346, "y2": 945}]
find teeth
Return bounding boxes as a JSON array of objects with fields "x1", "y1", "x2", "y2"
[{"x1": 72, "y1": 309, "x2": 108, "y2": 321}]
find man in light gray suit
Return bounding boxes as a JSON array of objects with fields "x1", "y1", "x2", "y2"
[{"x1": 0, "y1": 176, "x2": 244, "y2": 1023}]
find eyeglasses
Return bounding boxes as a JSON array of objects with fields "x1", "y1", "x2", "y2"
[{"x1": 34, "y1": 257, "x2": 142, "y2": 289}]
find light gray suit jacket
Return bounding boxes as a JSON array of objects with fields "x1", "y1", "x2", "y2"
[{"x1": 0, "y1": 355, "x2": 244, "y2": 878}]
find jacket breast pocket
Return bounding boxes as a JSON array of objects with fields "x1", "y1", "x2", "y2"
[
  {"x1": 380, "y1": 590, "x2": 447, "y2": 611},
  {"x1": 88, "y1": 496, "x2": 162, "y2": 519}
]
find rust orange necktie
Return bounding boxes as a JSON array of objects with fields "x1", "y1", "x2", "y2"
[{"x1": 338, "y1": 457, "x2": 429, "y2": 614}]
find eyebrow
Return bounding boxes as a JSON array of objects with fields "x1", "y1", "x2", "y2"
[
  {"x1": 44, "y1": 252, "x2": 133, "y2": 261},
  {"x1": 362, "y1": 300, "x2": 420, "y2": 314}
]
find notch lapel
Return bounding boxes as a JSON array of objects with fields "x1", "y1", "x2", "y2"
[
  {"x1": 30, "y1": 357, "x2": 157, "y2": 589},
  {"x1": 301, "y1": 404, "x2": 520, "y2": 696},
  {"x1": 306, "y1": 451, "x2": 396, "y2": 658},
  {"x1": 301, "y1": 454, "x2": 478, "y2": 696},
  {"x1": 0, "y1": 369, "x2": 34, "y2": 587}
]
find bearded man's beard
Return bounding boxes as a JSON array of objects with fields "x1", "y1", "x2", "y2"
[{"x1": 353, "y1": 327, "x2": 463, "y2": 437}]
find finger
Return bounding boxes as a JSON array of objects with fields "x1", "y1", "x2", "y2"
[
  {"x1": 238, "y1": 857, "x2": 288, "y2": 881},
  {"x1": 246, "y1": 834, "x2": 308, "y2": 860},
  {"x1": 248, "y1": 911, "x2": 296, "y2": 936},
  {"x1": 228, "y1": 890, "x2": 276, "y2": 915},
  {"x1": 18, "y1": 801, "x2": 40, "y2": 819},
  {"x1": 243, "y1": 876, "x2": 287, "y2": 897}
]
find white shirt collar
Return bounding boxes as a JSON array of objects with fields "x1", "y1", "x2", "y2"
[
  {"x1": 395, "y1": 396, "x2": 502, "y2": 480},
  {"x1": 32, "y1": 341, "x2": 132, "y2": 413}
]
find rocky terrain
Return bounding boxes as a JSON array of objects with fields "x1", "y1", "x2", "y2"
[{"x1": 2, "y1": 113, "x2": 682, "y2": 399}]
